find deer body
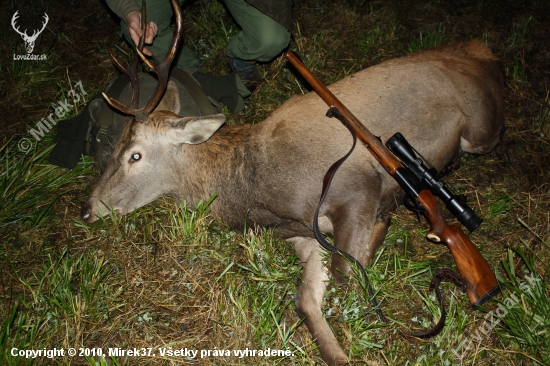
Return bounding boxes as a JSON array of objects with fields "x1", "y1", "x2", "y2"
[{"x1": 83, "y1": 39, "x2": 503, "y2": 365}]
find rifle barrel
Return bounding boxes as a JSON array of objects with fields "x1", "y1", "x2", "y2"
[{"x1": 284, "y1": 51, "x2": 402, "y2": 174}]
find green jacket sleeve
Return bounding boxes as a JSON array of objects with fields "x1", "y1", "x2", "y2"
[{"x1": 105, "y1": 0, "x2": 141, "y2": 21}]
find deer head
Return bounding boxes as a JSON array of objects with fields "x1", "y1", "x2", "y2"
[
  {"x1": 12, "y1": 11, "x2": 48, "y2": 54},
  {"x1": 80, "y1": 0, "x2": 226, "y2": 223}
]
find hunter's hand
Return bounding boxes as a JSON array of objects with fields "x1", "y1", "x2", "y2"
[{"x1": 126, "y1": 11, "x2": 158, "y2": 56}]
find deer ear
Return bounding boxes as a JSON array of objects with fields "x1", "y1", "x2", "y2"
[
  {"x1": 156, "y1": 81, "x2": 180, "y2": 114},
  {"x1": 168, "y1": 114, "x2": 226, "y2": 144}
]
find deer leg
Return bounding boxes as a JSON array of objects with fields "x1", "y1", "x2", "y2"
[
  {"x1": 289, "y1": 236, "x2": 348, "y2": 366},
  {"x1": 359, "y1": 214, "x2": 390, "y2": 266},
  {"x1": 329, "y1": 203, "x2": 384, "y2": 284}
]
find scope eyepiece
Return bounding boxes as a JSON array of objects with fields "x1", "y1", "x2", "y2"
[{"x1": 445, "y1": 195, "x2": 483, "y2": 232}]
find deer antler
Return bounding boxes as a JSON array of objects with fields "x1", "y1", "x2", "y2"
[
  {"x1": 108, "y1": 0, "x2": 147, "y2": 111},
  {"x1": 103, "y1": 0, "x2": 183, "y2": 123}
]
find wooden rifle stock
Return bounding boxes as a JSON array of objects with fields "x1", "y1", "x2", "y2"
[{"x1": 284, "y1": 51, "x2": 500, "y2": 308}]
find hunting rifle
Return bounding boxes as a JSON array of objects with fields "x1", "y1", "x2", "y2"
[{"x1": 284, "y1": 51, "x2": 500, "y2": 321}]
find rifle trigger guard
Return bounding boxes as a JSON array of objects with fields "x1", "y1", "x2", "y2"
[{"x1": 403, "y1": 194, "x2": 425, "y2": 222}]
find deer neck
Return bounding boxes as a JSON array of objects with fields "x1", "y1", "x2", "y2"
[{"x1": 174, "y1": 123, "x2": 260, "y2": 213}]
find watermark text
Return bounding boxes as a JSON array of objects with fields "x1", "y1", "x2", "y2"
[{"x1": 18, "y1": 80, "x2": 87, "y2": 153}]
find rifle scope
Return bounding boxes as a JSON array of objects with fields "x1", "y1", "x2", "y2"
[{"x1": 386, "y1": 132, "x2": 482, "y2": 232}]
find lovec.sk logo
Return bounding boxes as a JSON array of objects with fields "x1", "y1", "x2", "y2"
[{"x1": 12, "y1": 10, "x2": 48, "y2": 60}]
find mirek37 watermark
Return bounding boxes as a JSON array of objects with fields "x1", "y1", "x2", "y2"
[
  {"x1": 12, "y1": 10, "x2": 48, "y2": 60},
  {"x1": 18, "y1": 80, "x2": 88, "y2": 153}
]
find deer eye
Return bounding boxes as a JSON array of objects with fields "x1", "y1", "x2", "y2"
[{"x1": 130, "y1": 153, "x2": 141, "y2": 162}]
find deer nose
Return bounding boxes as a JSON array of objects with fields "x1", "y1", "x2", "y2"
[{"x1": 80, "y1": 204, "x2": 91, "y2": 222}]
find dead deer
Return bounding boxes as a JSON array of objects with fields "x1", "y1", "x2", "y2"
[{"x1": 81, "y1": 1, "x2": 504, "y2": 364}]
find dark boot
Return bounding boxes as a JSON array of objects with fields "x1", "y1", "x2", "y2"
[{"x1": 227, "y1": 57, "x2": 263, "y2": 92}]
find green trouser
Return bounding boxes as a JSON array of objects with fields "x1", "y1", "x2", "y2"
[
  {"x1": 224, "y1": 0, "x2": 290, "y2": 62},
  {"x1": 120, "y1": 0, "x2": 291, "y2": 68}
]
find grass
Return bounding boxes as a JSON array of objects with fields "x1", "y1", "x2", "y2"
[
  {"x1": 407, "y1": 23, "x2": 447, "y2": 53},
  {"x1": 0, "y1": 139, "x2": 94, "y2": 228},
  {"x1": 1, "y1": 0, "x2": 550, "y2": 365},
  {"x1": 496, "y1": 246, "x2": 549, "y2": 363}
]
